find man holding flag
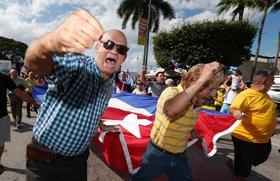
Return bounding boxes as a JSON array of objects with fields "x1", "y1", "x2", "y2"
[
  {"x1": 133, "y1": 61, "x2": 224, "y2": 181},
  {"x1": 229, "y1": 70, "x2": 276, "y2": 181}
]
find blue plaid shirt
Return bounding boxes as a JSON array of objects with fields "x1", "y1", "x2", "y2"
[{"x1": 33, "y1": 53, "x2": 113, "y2": 156}]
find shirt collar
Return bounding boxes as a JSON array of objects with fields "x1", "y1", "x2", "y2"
[{"x1": 177, "y1": 83, "x2": 184, "y2": 92}]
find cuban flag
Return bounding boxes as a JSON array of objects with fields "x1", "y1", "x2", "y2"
[
  {"x1": 93, "y1": 94, "x2": 158, "y2": 174},
  {"x1": 93, "y1": 93, "x2": 240, "y2": 174},
  {"x1": 194, "y1": 109, "x2": 241, "y2": 157},
  {"x1": 31, "y1": 85, "x2": 48, "y2": 105},
  {"x1": 32, "y1": 90, "x2": 240, "y2": 174}
]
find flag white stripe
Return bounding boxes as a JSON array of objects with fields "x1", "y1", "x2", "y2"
[{"x1": 108, "y1": 98, "x2": 153, "y2": 116}]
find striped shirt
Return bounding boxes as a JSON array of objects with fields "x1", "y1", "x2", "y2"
[
  {"x1": 150, "y1": 84, "x2": 198, "y2": 153},
  {"x1": 33, "y1": 53, "x2": 113, "y2": 156}
]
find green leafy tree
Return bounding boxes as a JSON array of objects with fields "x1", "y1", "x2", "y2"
[
  {"x1": 0, "y1": 36, "x2": 27, "y2": 60},
  {"x1": 117, "y1": 0, "x2": 175, "y2": 33},
  {"x1": 0, "y1": 36, "x2": 28, "y2": 72},
  {"x1": 153, "y1": 20, "x2": 257, "y2": 70}
]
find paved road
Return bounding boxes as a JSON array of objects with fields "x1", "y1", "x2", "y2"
[{"x1": 0, "y1": 107, "x2": 280, "y2": 181}]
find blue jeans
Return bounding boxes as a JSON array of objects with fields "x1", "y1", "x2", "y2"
[{"x1": 132, "y1": 142, "x2": 192, "y2": 181}]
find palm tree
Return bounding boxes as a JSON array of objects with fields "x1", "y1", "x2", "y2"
[
  {"x1": 117, "y1": 0, "x2": 175, "y2": 33},
  {"x1": 272, "y1": 1, "x2": 280, "y2": 11},
  {"x1": 217, "y1": 0, "x2": 280, "y2": 79},
  {"x1": 217, "y1": 0, "x2": 261, "y2": 21},
  {"x1": 250, "y1": 0, "x2": 279, "y2": 80}
]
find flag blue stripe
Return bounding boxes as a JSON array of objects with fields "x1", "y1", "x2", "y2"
[{"x1": 112, "y1": 93, "x2": 158, "y2": 114}]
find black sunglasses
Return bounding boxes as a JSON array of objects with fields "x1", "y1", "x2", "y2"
[{"x1": 102, "y1": 40, "x2": 129, "y2": 55}]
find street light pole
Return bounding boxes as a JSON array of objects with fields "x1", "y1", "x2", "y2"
[{"x1": 143, "y1": 0, "x2": 152, "y2": 67}]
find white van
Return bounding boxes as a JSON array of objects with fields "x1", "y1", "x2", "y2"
[{"x1": 267, "y1": 75, "x2": 280, "y2": 105}]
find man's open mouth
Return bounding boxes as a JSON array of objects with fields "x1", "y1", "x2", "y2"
[{"x1": 106, "y1": 58, "x2": 116, "y2": 65}]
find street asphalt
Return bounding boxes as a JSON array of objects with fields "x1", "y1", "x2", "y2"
[{"x1": 0, "y1": 106, "x2": 279, "y2": 181}]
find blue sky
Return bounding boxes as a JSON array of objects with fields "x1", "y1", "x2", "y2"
[
  {"x1": 251, "y1": 11, "x2": 280, "y2": 57},
  {"x1": 0, "y1": 0, "x2": 279, "y2": 72}
]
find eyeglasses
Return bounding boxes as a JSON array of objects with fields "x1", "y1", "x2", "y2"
[{"x1": 102, "y1": 40, "x2": 129, "y2": 55}]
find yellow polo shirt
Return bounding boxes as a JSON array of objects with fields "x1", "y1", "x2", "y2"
[
  {"x1": 150, "y1": 84, "x2": 198, "y2": 153},
  {"x1": 231, "y1": 88, "x2": 277, "y2": 143}
]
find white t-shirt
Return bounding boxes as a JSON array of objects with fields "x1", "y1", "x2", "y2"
[
  {"x1": 132, "y1": 89, "x2": 146, "y2": 95},
  {"x1": 223, "y1": 89, "x2": 237, "y2": 104},
  {"x1": 230, "y1": 74, "x2": 242, "y2": 90}
]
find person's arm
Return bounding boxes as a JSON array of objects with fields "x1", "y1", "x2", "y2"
[
  {"x1": 99, "y1": 122, "x2": 120, "y2": 132},
  {"x1": 191, "y1": 130, "x2": 203, "y2": 141},
  {"x1": 163, "y1": 61, "x2": 221, "y2": 117},
  {"x1": 24, "y1": 9, "x2": 104, "y2": 77},
  {"x1": 163, "y1": 79, "x2": 206, "y2": 117},
  {"x1": 223, "y1": 76, "x2": 231, "y2": 87},
  {"x1": 229, "y1": 107, "x2": 244, "y2": 120},
  {"x1": 140, "y1": 66, "x2": 149, "y2": 85},
  {"x1": 239, "y1": 76, "x2": 245, "y2": 90},
  {"x1": 12, "y1": 88, "x2": 39, "y2": 108},
  {"x1": 22, "y1": 78, "x2": 31, "y2": 90}
]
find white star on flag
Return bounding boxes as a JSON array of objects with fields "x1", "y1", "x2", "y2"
[{"x1": 102, "y1": 113, "x2": 152, "y2": 138}]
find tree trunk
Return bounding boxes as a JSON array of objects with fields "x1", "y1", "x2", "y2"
[
  {"x1": 274, "y1": 31, "x2": 280, "y2": 74},
  {"x1": 250, "y1": 0, "x2": 270, "y2": 80},
  {"x1": 238, "y1": 4, "x2": 244, "y2": 21}
]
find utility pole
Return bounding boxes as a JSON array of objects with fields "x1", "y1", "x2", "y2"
[
  {"x1": 274, "y1": 31, "x2": 280, "y2": 74},
  {"x1": 143, "y1": 0, "x2": 152, "y2": 67}
]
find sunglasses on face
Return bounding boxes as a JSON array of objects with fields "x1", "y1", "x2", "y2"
[{"x1": 102, "y1": 40, "x2": 129, "y2": 55}]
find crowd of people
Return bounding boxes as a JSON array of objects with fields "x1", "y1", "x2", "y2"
[
  {"x1": 112, "y1": 66, "x2": 175, "y2": 97},
  {"x1": 0, "y1": 8, "x2": 278, "y2": 181}
]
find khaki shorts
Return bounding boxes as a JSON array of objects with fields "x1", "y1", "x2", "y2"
[{"x1": 0, "y1": 115, "x2": 11, "y2": 145}]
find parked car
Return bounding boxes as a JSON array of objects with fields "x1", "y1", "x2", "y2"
[{"x1": 267, "y1": 75, "x2": 280, "y2": 106}]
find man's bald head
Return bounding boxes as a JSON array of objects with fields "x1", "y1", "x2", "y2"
[
  {"x1": 95, "y1": 29, "x2": 128, "y2": 79},
  {"x1": 10, "y1": 69, "x2": 17, "y2": 75},
  {"x1": 105, "y1": 29, "x2": 127, "y2": 45}
]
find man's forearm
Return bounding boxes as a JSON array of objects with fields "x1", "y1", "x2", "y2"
[
  {"x1": 163, "y1": 80, "x2": 205, "y2": 117},
  {"x1": 24, "y1": 32, "x2": 55, "y2": 76},
  {"x1": 13, "y1": 88, "x2": 37, "y2": 106},
  {"x1": 229, "y1": 108, "x2": 243, "y2": 120}
]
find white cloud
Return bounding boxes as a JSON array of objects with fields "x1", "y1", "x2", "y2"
[
  {"x1": 169, "y1": 0, "x2": 220, "y2": 10},
  {"x1": 0, "y1": 0, "x2": 237, "y2": 72},
  {"x1": 184, "y1": 10, "x2": 218, "y2": 22},
  {"x1": 0, "y1": 0, "x2": 274, "y2": 73}
]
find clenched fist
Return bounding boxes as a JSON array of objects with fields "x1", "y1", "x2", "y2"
[{"x1": 49, "y1": 9, "x2": 104, "y2": 54}]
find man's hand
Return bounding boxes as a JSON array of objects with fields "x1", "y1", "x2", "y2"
[
  {"x1": 191, "y1": 130, "x2": 202, "y2": 141},
  {"x1": 140, "y1": 66, "x2": 148, "y2": 85},
  {"x1": 141, "y1": 66, "x2": 147, "y2": 74},
  {"x1": 99, "y1": 122, "x2": 120, "y2": 132},
  {"x1": 49, "y1": 9, "x2": 104, "y2": 54},
  {"x1": 229, "y1": 108, "x2": 245, "y2": 120},
  {"x1": 197, "y1": 61, "x2": 221, "y2": 84}
]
